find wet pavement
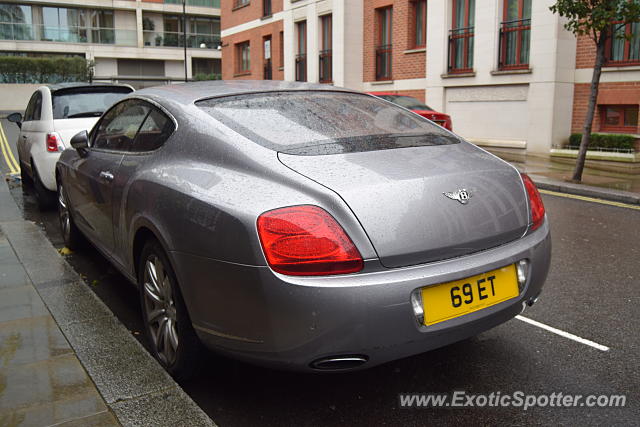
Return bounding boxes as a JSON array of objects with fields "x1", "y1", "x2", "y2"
[{"x1": 1, "y1": 117, "x2": 640, "y2": 425}]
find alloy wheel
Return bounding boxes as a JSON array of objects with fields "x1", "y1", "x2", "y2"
[
  {"x1": 143, "y1": 255, "x2": 179, "y2": 366},
  {"x1": 58, "y1": 184, "x2": 70, "y2": 241}
]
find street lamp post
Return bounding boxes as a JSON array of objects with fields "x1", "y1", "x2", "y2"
[{"x1": 183, "y1": 0, "x2": 187, "y2": 82}]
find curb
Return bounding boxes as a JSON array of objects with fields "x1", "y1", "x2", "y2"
[
  {"x1": 0, "y1": 181, "x2": 214, "y2": 426},
  {"x1": 529, "y1": 174, "x2": 640, "y2": 205}
]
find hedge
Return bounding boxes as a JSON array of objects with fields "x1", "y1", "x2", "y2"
[
  {"x1": 194, "y1": 73, "x2": 222, "y2": 81},
  {"x1": 0, "y1": 56, "x2": 93, "y2": 84},
  {"x1": 567, "y1": 133, "x2": 636, "y2": 151}
]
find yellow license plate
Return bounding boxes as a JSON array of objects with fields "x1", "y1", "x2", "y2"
[{"x1": 421, "y1": 264, "x2": 519, "y2": 326}]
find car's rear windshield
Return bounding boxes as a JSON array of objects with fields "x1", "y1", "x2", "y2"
[
  {"x1": 52, "y1": 87, "x2": 133, "y2": 120},
  {"x1": 376, "y1": 95, "x2": 434, "y2": 111},
  {"x1": 196, "y1": 91, "x2": 459, "y2": 155}
]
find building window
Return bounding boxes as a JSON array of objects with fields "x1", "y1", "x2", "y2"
[
  {"x1": 263, "y1": 0, "x2": 272, "y2": 17},
  {"x1": 236, "y1": 41, "x2": 250, "y2": 74},
  {"x1": 376, "y1": 7, "x2": 393, "y2": 80},
  {"x1": 606, "y1": 21, "x2": 640, "y2": 66},
  {"x1": 600, "y1": 105, "x2": 639, "y2": 133},
  {"x1": 295, "y1": 20, "x2": 307, "y2": 82},
  {"x1": 448, "y1": 0, "x2": 475, "y2": 73},
  {"x1": 279, "y1": 30, "x2": 284, "y2": 68},
  {"x1": 319, "y1": 14, "x2": 332, "y2": 83},
  {"x1": 263, "y1": 35, "x2": 272, "y2": 80},
  {"x1": 413, "y1": 0, "x2": 427, "y2": 48},
  {"x1": 192, "y1": 58, "x2": 221, "y2": 78},
  {"x1": 499, "y1": 0, "x2": 531, "y2": 70},
  {"x1": 233, "y1": 0, "x2": 250, "y2": 10}
]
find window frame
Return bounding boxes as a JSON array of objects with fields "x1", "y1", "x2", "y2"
[
  {"x1": 295, "y1": 20, "x2": 307, "y2": 82},
  {"x1": 498, "y1": 0, "x2": 532, "y2": 70},
  {"x1": 319, "y1": 14, "x2": 332, "y2": 83},
  {"x1": 449, "y1": 0, "x2": 475, "y2": 73},
  {"x1": 412, "y1": 0, "x2": 427, "y2": 49},
  {"x1": 599, "y1": 105, "x2": 639, "y2": 133},
  {"x1": 375, "y1": 7, "x2": 393, "y2": 81},
  {"x1": 605, "y1": 21, "x2": 640, "y2": 67},
  {"x1": 236, "y1": 40, "x2": 251, "y2": 74}
]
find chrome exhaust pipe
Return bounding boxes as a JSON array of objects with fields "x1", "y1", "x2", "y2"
[{"x1": 310, "y1": 355, "x2": 368, "y2": 371}]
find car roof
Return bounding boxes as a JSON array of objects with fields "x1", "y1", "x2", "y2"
[
  {"x1": 134, "y1": 80, "x2": 358, "y2": 105},
  {"x1": 368, "y1": 92, "x2": 412, "y2": 97},
  {"x1": 46, "y1": 82, "x2": 134, "y2": 94}
]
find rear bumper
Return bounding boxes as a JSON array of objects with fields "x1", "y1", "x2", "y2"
[{"x1": 171, "y1": 220, "x2": 551, "y2": 372}]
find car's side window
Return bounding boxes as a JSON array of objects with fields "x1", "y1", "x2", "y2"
[
  {"x1": 32, "y1": 92, "x2": 42, "y2": 121},
  {"x1": 23, "y1": 92, "x2": 38, "y2": 122},
  {"x1": 131, "y1": 107, "x2": 175, "y2": 152},
  {"x1": 92, "y1": 101, "x2": 150, "y2": 151}
]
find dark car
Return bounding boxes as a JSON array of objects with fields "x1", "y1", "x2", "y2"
[
  {"x1": 368, "y1": 92, "x2": 453, "y2": 131},
  {"x1": 56, "y1": 81, "x2": 550, "y2": 378}
]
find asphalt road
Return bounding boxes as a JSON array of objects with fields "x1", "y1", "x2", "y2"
[{"x1": 1, "y1": 118, "x2": 639, "y2": 425}]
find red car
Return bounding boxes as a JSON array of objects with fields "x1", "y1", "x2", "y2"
[{"x1": 368, "y1": 92, "x2": 453, "y2": 131}]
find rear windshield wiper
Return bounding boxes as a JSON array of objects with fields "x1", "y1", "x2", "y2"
[{"x1": 66, "y1": 111, "x2": 104, "y2": 118}]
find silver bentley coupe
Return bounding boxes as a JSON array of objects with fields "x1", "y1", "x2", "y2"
[{"x1": 55, "y1": 81, "x2": 551, "y2": 378}]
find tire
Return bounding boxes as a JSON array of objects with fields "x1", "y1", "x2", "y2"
[
  {"x1": 57, "y1": 180, "x2": 84, "y2": 250},
  {"x1": 32, "y1": 162, "x2": 56, "y2": 210},
  {"x1": 138, "y1": 239, "x2": 202, "y2": 380},
  {"x1": 18, "y1": 153, "x2": 32, "y2": 189}
]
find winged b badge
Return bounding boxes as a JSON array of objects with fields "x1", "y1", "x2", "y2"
[{"x1": 443, "y1": 189, "x2": 471, "y2": 205}]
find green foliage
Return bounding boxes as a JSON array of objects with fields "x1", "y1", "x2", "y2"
[
  {"x1": 567, "y1": 133, "x2": 636, "y2": 150},
  {"x1": 0, "y1": 56, "x2": 93, "y2": 83},
  {"x1": 550, "y1": 0, "x2": 640, "y2": 41},
  {"x1": 194, "y1": 73, "x2": 222, "y2": 81}
]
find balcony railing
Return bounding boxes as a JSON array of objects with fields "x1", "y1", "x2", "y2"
[
  {"x1": 264, "y1": 58, "x2": 272, "y2": 80},
  {"x1": 375, "y1": 44, "x2": 392, "y2": 80},
  {"x1": 498, "y1": 18, "x2": 531, "y2": 70},
  {"x1": 142, "y1": 30, "x2": 221, "y2": 49},
  {"x1": 448, "y1": 26, "x2": 474, "y2": 73},
  {"x1": 319, "y1": 49, "x2": 332, "y2": 83},
  {"x1": 295, "y1": 53, "x2": 307, "y2": 82},
  {"x1": 164, "y1": 0, "x2": 221, "y2": 8},
  {"x1": 0, "y1": 23, "x2": 136, "y2": 46}
]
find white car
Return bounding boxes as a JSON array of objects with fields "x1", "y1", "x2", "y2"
[{"x1": 8, "y1": 83, "x2": 133, "y2": 209}]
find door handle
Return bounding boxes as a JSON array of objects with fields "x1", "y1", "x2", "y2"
[{"x1": 99, "y1": 171, "x2": 114, "y2": 182}]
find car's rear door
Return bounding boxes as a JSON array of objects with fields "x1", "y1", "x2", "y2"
[{"x1": 67, "y1": 100, "x2": 150, "y2": 253}]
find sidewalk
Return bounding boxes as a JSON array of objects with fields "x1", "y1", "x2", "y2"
[
  {"x1": 0, "y1": 183, "x2": 213, "y2": 425},
  {"x1": 491, "y1": 152, "x2": 640, "y2": 205}
]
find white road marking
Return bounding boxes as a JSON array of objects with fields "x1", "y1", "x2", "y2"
[{"x1": 515, "y1": 315, "x2": 610, "y2": 352}]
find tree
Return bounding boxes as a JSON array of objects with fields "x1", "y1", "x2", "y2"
[{"x1": 550, "y1": 0, "x2": 640, "y2": 182}]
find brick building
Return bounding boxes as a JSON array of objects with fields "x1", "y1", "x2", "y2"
[{"x1": 221, "y1": 0, "x2": 639, "y2": 155}]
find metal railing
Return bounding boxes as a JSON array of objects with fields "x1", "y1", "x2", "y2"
[
  {"x1": 263, "y1": 58, "x2": 272, "y2": 80},
  {"x1": 448, "y1": 26, "x2": 474, "y2": 73},
  {"x1": 319, "y1": 49, "x2": 332, "y2": 83},
  {"x1": 498, "y1": 18, "x2": 531, "y2": 70},
  {"x1": 0, "y1": 23, "x2": 136, "y2": 46},
  {"x1": 142, "y1": 30, "x2": 221, "y2": 49},
  {"x1": 295, "y1": 53, "x2": 307, "y2": 82},
  {"x1": 375, "y1": 44, "x2": 392, "y2": 80}
]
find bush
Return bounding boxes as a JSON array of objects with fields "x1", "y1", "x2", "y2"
[
  {"x1": 567, "y1": 133, "x2": 636, "y2": 151},
  {"x1": 194, "y1": 73, "x2": 222, "y2": 81},
  {"x1": 0, "y1": 56, "x2": 93, "y2": 84}
]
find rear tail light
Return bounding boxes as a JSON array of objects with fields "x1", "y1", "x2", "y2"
[
  {"x1": 521, "y1": 173, "x2": 545, "y2": 231},
  {"x1": 46, "y1": 133, "x2": 63, "y2": 152},
  {"x1": 257, "y1": 205, "x2": 364, "y2": 276}
]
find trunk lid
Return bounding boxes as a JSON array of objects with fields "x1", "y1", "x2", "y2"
[{"x1": 279, "y1": 142, "x2": 529, "y2": 268}]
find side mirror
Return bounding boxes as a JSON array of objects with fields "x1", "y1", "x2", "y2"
[
  {"x1": 70, "y1": 130, "x2": 89, "y2": 153},
  {"x1": 7, "y1": 112, "x2": 22, "y2": 129}
]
